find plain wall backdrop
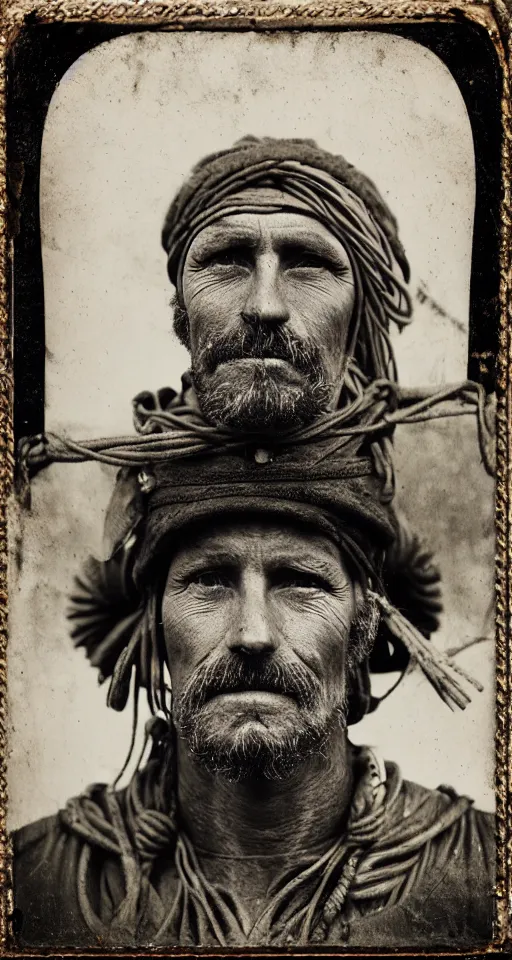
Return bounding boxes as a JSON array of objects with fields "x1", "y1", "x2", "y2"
[{"x1": 8, "y1": 30, "x2": 495, "y2": 829}]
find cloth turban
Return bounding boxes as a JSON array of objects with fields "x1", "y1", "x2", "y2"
[
  {"x1": 162, "y1": 135, "x2": 409, "y2": 285},
  {"x1": 127, "y1": 440, "x2": 396, "y2": 589}
]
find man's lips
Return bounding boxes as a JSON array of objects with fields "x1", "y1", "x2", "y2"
[
  {"x1": 209, "y1": 690, "x2": 292, "y2": 701},
  {"x1": 204, "y1": 685, "x2": 297, "y2": 704},
  {"x1": 214, "y1": 356, "x2": 303, "y2": 382},
  {"x1": 205, "y1": 690, "x2": 298, "y2": 717},
  {"x1": 215, "y1": 355, "x2": 293, "y2": 368}
]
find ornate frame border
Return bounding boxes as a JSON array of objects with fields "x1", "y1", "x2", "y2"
[{"x1": 0, "y1": 1, "x2": 510, "y2": 954}]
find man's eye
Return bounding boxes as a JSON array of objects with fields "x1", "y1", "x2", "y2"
[
  {"x1": 205, "y1": 249, "x2": 252, "y2": 269},
  {"x1": 190, "y1": 570, "x2": 233, "y2": 589},
  {"x1": 284, "y1": 252, "x2": 330, "y2": 271},
  {"x1": 272, "y1": 570, "x2": 331, "y2": 591}
]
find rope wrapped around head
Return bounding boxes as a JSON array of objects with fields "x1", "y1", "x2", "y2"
[{"x1": 162, "y1": 136, "x2": 412, "y2": 389}]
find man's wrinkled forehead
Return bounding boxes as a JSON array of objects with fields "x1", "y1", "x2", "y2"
[
  {"x1": 166, "y1": 516, "x2": 347, "y2": 575},
  {"x1": 185, "y1": 211, "x2": 350, "y2": 262}
]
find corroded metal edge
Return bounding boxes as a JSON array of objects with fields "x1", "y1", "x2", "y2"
[
  {"x1": 0, "y1": 0, "x2": 503, "y2": 34},
  {"x1": 494, "y1": 0, "x2": 512, "y2": 951},
  {"x1": 0, "y1": 0, "x2": 510, "y2": 955},
  {"x1": 0, "y1": 24, "x2": 14, "y2": 957}
]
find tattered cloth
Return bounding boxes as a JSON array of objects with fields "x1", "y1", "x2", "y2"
[{"x1": 128, "y1": 439, "x2": 395, "y2": 588}]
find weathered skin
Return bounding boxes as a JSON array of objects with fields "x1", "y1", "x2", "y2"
[
  {"x1": 163, "y1": 519, "x2": 357, "y2": 922},
  {"x1": 181, "y1": 212, "x2": 356, "y2": 425}
]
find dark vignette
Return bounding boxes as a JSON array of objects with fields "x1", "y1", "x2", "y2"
[{"x1": 6, "y1": 18, "x2": 503, "y2": 443}]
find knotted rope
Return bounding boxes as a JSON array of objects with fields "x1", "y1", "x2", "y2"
[
  {"x1": 16, "y1": 372, "x2": 492, "y2": 722},
  {"x1": 18, "y1": 378, "x2": 495, "y2": 506}
]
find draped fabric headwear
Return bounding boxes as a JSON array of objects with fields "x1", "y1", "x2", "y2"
[{"x1": 161, "y1": 136, "x2": 412, "y2": 386}]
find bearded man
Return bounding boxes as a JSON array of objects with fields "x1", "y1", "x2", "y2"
[
  {"x1": 159, "y1": 135, "x2": 412, "y2": 433},
  {"x1": 12, "y1": 407, "x2": 494, "y2": 951}
]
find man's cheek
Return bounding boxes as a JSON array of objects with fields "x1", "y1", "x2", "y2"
[
  {"x1": 187, "y1": 278, "x2": 247, "y2": 323},
  {"x1": 283, "y1": 603, "x2": 350, "y2": 670},
  {"x1": 163, "y1": 600, "x2": 229, "y2": 668},
  {"x1": 287, "y1": 288, "x2": 353, "y2": 346}
]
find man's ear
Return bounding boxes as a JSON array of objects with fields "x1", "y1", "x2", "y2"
[
  {"x1": 346, "y1": 658, "x2": 372, "y2": 725},
  {"x1": 345, "y1": 588, "x2": 379, "y2": 725}
]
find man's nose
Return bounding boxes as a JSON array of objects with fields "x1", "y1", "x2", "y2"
[
  {"x1": 241, "y1": 256, "x2": 290, "y2": 327},
  {"x1": 228, "y1": 572, "x2": 277, "y2": 655}
]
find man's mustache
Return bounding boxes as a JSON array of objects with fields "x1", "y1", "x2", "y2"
[
  {"x1": 195, "y1": 324, "x2": 324, "y2": 379},
  {"x1": 177, "y1": 653, "x2": 323, "y2": 717}
]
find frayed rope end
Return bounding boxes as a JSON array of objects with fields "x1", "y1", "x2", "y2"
[{"x1": 368, "y1": 590, "x2": 483, "y2": 711}]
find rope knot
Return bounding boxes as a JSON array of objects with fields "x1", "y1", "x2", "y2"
[
  {"x1": 372, "y1": 378, "x2": 399, "y2": 409},
  {"x1": 134, "y1": 808, "x2": 176, "y2": 861}
]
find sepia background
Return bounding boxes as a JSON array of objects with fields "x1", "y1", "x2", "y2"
[{"x1": 7, "y1": 30, "x2": 495, "y2": 829}]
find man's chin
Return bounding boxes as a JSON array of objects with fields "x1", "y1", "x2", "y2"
[
  {"x1": 177, "y1": 699, "x2": 330, "y2": 781},
  {"x1": 193, "y1": 362, "x2": 329, "y2": 432},
  {"x1": 216, "y1": 357, "x2": 304, "y2": 386}
]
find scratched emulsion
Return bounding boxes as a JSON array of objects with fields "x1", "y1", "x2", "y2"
[{"x1": 7, "y1": 30, "x2": 494, "y2": 830}]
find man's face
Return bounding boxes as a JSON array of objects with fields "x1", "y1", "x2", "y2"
[
  {"x1": 179, "y1": 212, "x2": 356, "y2": 432},
  {"x1": 162, "y1": 518, "x2": 359, "y2": 781}
]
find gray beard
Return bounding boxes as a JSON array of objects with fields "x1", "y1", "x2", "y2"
[
  {"x1": 176, "y1": 700, "x2": 347, "y2": 783},
  {"x1": 172, "y1": 298, "x2": 332, "y2": 432},
  {"x1": 193, "y1": 361, "x2": 331, "y2": 433},
  {"x1": 173, "y1": 602, "x2": 378, "y2": 783}
]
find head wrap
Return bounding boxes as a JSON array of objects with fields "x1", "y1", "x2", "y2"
[
  {"x1": 130, "y1": 438, "x2": 394, "y2": 589},
  {"x1": 161, "y1": 136, "x2": 412, "y2": 385},
  {"x1": 68, "y1": 436, "x2": 383, "y2": 723}
]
